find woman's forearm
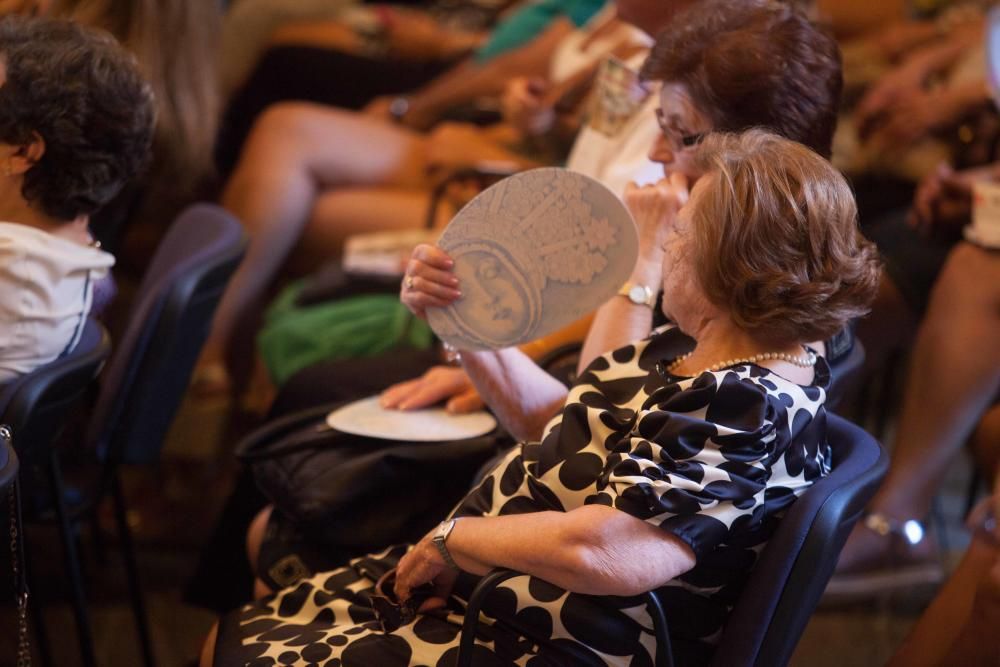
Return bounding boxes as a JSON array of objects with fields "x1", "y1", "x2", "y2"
[
  {"x1": 577, "y1": 258, "x2": 660, "y2": 374},
  {"x1": 445, "y1": 505, "x2": 696, "y2": 596},
  {"x1": 461, "y1": 348, "x2": 567, "y2": 441},
  {"x1": 904, "y1": 21, "x2": 983, "y2": 79},
  {"x1": 405, "y1": 19, "x2": 573, "y2": 127}
]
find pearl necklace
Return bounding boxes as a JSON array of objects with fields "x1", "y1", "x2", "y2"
[{"x1": 666, "y1": 347, "x2": 817, "y2": 377}]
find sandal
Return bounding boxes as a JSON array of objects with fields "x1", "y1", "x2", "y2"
[{"x1": 823, "y1": 511, "x2": 944, "y2": 601}]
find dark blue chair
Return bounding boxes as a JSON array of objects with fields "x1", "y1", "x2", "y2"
[
  {"x1": 1, "y1": 425, "x2": 28, "y2": 666},
  {"x1": 0, "y1": 318, "x2": 111, "y2": 667},
  {"x1": 74, "y1": 203, "x2": 246, "y2": 667},
  {"x1": 9, "y1": 204, "x2": 245, "y2": 667},
  {"x1": 456, "y1": 413, "x2": 887, "y2": 667}
]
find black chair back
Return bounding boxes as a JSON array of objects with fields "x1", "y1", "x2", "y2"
[
  {"x1": 0, "y1": 319, "x2": 111, "y2": 467},
  {"x1": 708, "y1": 413, "x2": 887, "y2": 666},
  {"x1": 85, "y1": 204, "x2": 247, "y2": 465}
]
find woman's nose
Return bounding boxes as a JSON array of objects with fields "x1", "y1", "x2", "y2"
[{"x1": 648, "y1": 134, "x2": 674, "y2": 164}]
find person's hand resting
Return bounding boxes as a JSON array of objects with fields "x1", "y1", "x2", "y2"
[
  {"x1": 501, "y1": 76, "x2": 556, "y2": 137},
  {"x1": 907, "y1": 161, "x2": 1000, "y2": 236},
  {"x1": 380, "y1": 365, "x2": 484, "y2": 413},
  {"x1": 908, "y1": 162, "x2": 973, "y2": 236},
  {"x1": 400, "y1": 243, "x2": 461, "y2": 320},
  {"x1": 855, "y1": 58, "x2": 930, "y2": 137},
  {"x1": 865, "y1": 85, "x2": 973, "y2": 150},
  {"x1": 424, "y1": 122, "x2": 521, "y2": 176},
  {"x1": 394, "y1": 526, "x2": 459, "y2": 613}
]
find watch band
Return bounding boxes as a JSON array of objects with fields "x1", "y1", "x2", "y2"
[{"x1": 432, "y1": 519, "x2": 460, "y2": 572}]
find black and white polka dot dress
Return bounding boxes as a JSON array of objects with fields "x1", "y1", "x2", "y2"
[{"x1": 217, "y1": 326, "x2": 831, "y2": 667}]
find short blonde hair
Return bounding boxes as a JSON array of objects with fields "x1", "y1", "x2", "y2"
[{"x1": 690, "y1": 130, "x2": 880, "y2": 343}]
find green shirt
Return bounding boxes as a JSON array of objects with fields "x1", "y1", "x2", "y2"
[{"x1": 474, "y1": 0, "x2": 607, "y2": 63}]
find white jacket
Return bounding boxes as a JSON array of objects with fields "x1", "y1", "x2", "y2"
[{"x1": 0, "y1": 222, "x2": 114, "y2": 383}]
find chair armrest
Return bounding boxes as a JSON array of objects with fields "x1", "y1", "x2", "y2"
[
  {"x1": 457, "y1": 568, "x2": 521, "y2": 667},
  {"x1": 456, "y1": 568, "x2": 676, "y2": 667}
]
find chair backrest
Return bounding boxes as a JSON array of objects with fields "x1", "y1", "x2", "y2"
[
  {"x1": 709, "y1": 413, "x2": 887, "y2": 667},
  {"x1": 0, "y1": 318, "x2": 111, "y2": 467},
  {"x1": 826, "y1": 338, "x2": 866, "y2": 412},
  {"x1": 86, "y1": 204, "x2": 247, "y2": 464}
]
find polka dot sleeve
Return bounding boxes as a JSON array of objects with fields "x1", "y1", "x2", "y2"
[{"x1": 589, "y1": 370, "x2": 778, "y2": 560}]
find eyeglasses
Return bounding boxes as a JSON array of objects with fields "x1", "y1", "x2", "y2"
[{"x1": 655, "y1": 108, "x2": 705, "y2": 152}]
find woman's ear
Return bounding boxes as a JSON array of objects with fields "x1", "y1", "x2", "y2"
[{"x1": 8, "y1": 132, "x2": 45, "y2": 175}]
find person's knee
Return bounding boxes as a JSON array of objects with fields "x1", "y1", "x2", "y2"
[
  {"x1": 200, "y1": 621, "x2": 219, "y2": 667},
  {"x1": 253, "y1": 577, "x2": 275, "y2": 600},
  {"x1": 929, "y1": 243, "x2": 1000, "y2": 312},
  {"x1": 246, "y1": 505, "x2": 273, "y2": 573}
]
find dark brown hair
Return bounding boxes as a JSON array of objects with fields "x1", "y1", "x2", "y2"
[
  {"x1": 0, "y1": 15, "x2": 154, "y2": 220},
  {"x1": 690, "y1": 130, "x2": 880, "y2": 343},
  {"x1": 640, "y1": 0, "x2": 842, "y2": 157}
]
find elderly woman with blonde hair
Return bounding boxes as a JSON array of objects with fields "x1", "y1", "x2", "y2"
[{"x1": 204, "y1": 129, "x2": 879, "y2": 666}]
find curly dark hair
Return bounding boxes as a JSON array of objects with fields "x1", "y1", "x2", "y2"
[
  {"x1": 639, "y1": 0, "x2": 842, "y2": 158},
  {"x1": 0, "y1": 15, "x2": 154, "y2": 221}
]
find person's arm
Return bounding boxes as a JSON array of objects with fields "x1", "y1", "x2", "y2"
[
  {"x1": 381, "y1": 314, "x2": 593, "y2": 414},
  {"x1": 394, "y1": 504, "x2": 696, "y2": 606},
  {"x1": 382, "y1": 18, "x2": 575, "y2": 130},
  {"x1": 867, "y1": 77, "x2": 991, "y2": 150},
  {"x1": 857, "y1": 20, "x2": 985, "y2": 133},
  {"x1": 398, "y1": 244, "x2": 566, "y2": 437},
  {"x1": 577, "y1": 174, "x2": 689, "y2": 373},
  {"x1": 887, "y1": 491, "x2": 1000, "y2": 667},
  {"x1": 460, "y1": 347, "x2": 567, "y2": 442}
]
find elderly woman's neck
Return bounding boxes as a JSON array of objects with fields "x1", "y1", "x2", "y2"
[{"x1": 682, "y1": 316, "x2": 804, "y2": 371}]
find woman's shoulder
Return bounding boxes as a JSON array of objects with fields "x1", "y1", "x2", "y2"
[
  {"x1": 0, "y1": 222, "x2": 114, "y2": 272},
  {"x1": 577, "y1": 325, "x2": 694, "y2": 381}
]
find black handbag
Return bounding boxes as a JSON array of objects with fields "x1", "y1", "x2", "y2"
[{"x1": 236, "y1": 402, "x2": 508, "y2": 556}]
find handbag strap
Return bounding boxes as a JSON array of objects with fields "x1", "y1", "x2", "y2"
[{"x1": 4, "y1": 426, "x2": 30, "y2": 667}]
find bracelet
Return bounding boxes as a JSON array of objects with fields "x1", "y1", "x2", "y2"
[{"x1": 442, "y1": 341, "x2": 462, "y2": 366}]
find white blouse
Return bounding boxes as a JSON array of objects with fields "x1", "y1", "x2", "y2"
[{"x1": 0, "y1": 222, "x2": 114, "y2": 383}]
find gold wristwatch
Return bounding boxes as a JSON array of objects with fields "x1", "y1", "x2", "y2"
[{"x1": 618, "y1": 282, "x2": 655, "y2": 308}]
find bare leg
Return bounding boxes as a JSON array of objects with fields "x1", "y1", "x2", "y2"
[
  {"x1": 887, "y1": 537, "x2": 999, "y2": 667},
  {"x1": 971, "y1": 405, "x2": 1000, "y2": 486},
  {"x1": 838, "y1": 243, "x2": 1000, "y2": 570},
  {"x1": 872, "y1": 243, "x2": 1000, "y2": 519},
  {"x1": 199, "y1": 621, "x2": 218, "y2": 667},
  {"x1": 288, "y1": 187, "x2": 437, "y2": 271},
  {"x1": 246, "y1": 506, "x2": 273, "y2": 574},
  {"x1": 204, "y1": 103, "x2": 430, "y2": 388},
  {"x1": 853, "y1": 270, "x2": 918, "y2": 375}
]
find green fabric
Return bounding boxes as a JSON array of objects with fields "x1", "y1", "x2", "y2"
[
  {"x1": 474, "y1": 0, "x2": 606, "y2": 63},
  {"x1": 258, "y1": 285, "x2": 434, "y2": 386}
]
